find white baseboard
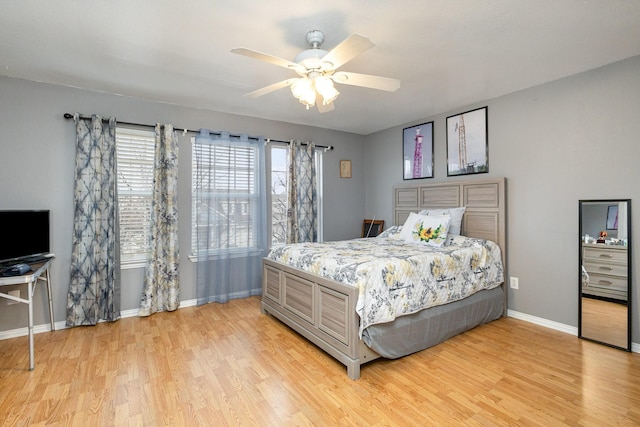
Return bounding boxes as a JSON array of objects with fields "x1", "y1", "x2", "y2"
[
  {"x1": 2, "y1": 304, "x2": 637, "y2": 354},
  {"x1": 0, "y1": 298, "x2": 199, "y2": 341},
  {"x1": 507, "y1": 309, "x2": 578, "y2": 335},
  {"x1": 507, "y1": 309, "x2": 639, "y2": 353}
]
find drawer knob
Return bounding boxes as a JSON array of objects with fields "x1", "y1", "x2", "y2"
[
  {"x1": 597, "y1": 280, "x2": 613, "y2": 285},
  {"x1": 598, "y1": 266, "x2": 613, "y2": 271},
  {"x1": 599, "y1": 254, "x2": 614, "y2": 258}
]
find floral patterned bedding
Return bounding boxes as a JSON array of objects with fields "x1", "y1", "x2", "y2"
[{"x1": 267, "y1": 234, "x2": 504, "y2": 336}]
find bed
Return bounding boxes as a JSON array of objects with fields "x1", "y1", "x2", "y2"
[{"x1": 261, "y1": 178, "x2": 507, "y2": 379}]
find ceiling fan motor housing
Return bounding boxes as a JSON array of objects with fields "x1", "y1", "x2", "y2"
[
  {"x1": 294, "y1": 49, "x2": 329, "y2": 71},
  {"x1": 293, "y1": 31, "x2": 330, "y2": 71},
  {"x1": 305, "y1": 30, "x2": 325, "y2": 48}
]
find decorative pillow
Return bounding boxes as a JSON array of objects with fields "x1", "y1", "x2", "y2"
[
  {"x1": 398, "y1": 213, "x2": 450, "y2": 247},
  {"x1": 418, "y1": 207, "x2": 466, "y2": 235},
  {"x1": 376, "y1": 225, "x2": 402, "y2": 238}
]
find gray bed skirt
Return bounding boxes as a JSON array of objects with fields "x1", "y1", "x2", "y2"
[{"x1": 362, "y1": 286, "x2": 504, "y2": 359}]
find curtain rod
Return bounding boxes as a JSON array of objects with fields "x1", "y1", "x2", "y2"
[{"x1": 63, "y1": 113, "x2": 333, "y2": 151}]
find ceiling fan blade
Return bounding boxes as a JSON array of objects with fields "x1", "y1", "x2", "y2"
[
  {"x1": 315, "y1": 93, "x2": 335, "y2": 113},
  {"x1": 332, "y1": 71, "x2": 401, "y2": 92},
  {"x1": 320, "y1": 34, "x2": 375, "y2": 70},
  {"x1": 231, "y1": 48, "x2": 305, "y2": 75},
  {"x1": 245, "y1": 79, "x2": 297, "y2": 98}
]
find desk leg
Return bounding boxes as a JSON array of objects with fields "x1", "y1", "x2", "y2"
[
  {"x1": 28, "y1": 280, "x2": 35, "y2": 371},
  {"x1": 45, "y1": 269, "x2": 54, "y2": 331}
]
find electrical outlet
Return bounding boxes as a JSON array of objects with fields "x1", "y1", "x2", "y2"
[
  {"x1": 7, "y1": 290, "x2": 20, "y2": 305},
  {"x1": 510, "y1": 277, "x2": 519, "y2": 289}
]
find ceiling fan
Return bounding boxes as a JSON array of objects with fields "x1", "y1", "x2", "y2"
[{"x1": 231, "y1": 30, "x2": 401, "y2": 112}]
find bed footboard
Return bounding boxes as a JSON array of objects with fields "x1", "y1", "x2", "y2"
[{"x1": 261, "y1": 258, "x2": 379, "y2": 380}]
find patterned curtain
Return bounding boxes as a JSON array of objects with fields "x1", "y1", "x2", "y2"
[
  {"x1": 194, "y1": 130, "x2": 267, "y2": 304},
  {"x1": 139, "y1": 124, "x2": 180, "y2": 316},
  {"x1": 286, "y1": 141, "x2": 317, "y2": 243},
  {"x1": 66, "y1": 114, "x2": 121, "y2": 326}
]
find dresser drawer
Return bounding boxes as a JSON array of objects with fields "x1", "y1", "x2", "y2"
[
  {"x1": 583, "y1": 261, "x2": 628, "y2": 278},
  {"x1": 583, "y1": 246, "x2": 627, "y2": 264},
  {"x1": 583, "y1": 272, "x2": 628, "y2": 292},
  {"x1": 582, "y1": 285, "x2": 627, "y2": 300}
]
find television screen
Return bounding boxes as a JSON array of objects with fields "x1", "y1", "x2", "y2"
[{"x1": 0, "y1": 210, "x2": 50, "y2": 262}]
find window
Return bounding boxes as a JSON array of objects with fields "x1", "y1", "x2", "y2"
[
  {"x1": 267, "y1": 143, "x2": 323, "y2": 247},
  {"x1": 269, "y1": 145, "x2": 288, "y2": 246},
  {"x1": 192, "y1": 139, "x2": 261, "y2": 255},
  {"x1": 191, "y1": 139, "x2": 324, "y2": 256},
  {"x1": 116, "y1": 127, "x2": 155, "y2": 265}
]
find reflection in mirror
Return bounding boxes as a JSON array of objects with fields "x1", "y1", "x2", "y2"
[{"x1": 579, "y1": 200, "x2": 632, "y2": 351}]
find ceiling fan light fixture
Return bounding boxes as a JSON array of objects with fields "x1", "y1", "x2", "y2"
[
  {"x1": 315, "y1": 76, "x2": 339, "y2": 105},
  {"x1": 232, "y1": 30, "x2": 400, "y2": 112},
  {"x1": 290, "y1": 77, "x2": 316, "y2": 109}
]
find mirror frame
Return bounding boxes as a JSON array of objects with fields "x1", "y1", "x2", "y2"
[{"x1": 578, "y1": 199, "x2": 632, "y2": 351}]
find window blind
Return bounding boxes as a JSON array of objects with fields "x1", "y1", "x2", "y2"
[
  {"x1": 116, "y1": 127, "x2": 155, "y2": 262},
  {"x1": 192, "y1": 141, "x2": 259, "y2": 253}
]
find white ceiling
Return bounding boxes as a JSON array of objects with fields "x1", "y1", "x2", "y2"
[{"x1": 2, "y1": 1, "x2": 639, "y2": 135}]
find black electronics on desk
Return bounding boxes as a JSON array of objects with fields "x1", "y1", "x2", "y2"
[
  {"x1": 0, "y1": 210, "x2": 50, "y2": 269},
  {"x1": 0, "y1": 262, "x2": 32, "y2": 276}
]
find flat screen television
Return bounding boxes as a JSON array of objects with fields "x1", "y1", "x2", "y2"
[{"x1": 0, "y1": 210, "x2": 50, "y2": 263}]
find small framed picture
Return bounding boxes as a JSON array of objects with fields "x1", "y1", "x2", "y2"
[
  {"x1": 403, "y1": 122, "x2": 434, "y2": 180},
  {"x1": 446, "y1": 106, "x2": 488, "y2": 176},
  {"x1": 340, "y1": 160, "x2": 352, "y2": 178},
  {"x1": 607, "y1": 205, "x2": 618, "y2": 230}
]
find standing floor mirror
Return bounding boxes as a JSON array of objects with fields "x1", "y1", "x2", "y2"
[{"x1": 579, "y1": 199, "x2": 632, "y2": 351}]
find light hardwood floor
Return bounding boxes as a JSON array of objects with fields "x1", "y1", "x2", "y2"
[
  {"x1": 0, "y1": 296, "x2": 639, "y2": 426},
  {"x1": 581, "y1": 296, "x2": 628, "y2": 349}
]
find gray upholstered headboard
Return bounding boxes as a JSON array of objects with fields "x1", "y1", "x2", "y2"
[{"x1": 393, "y1": 177, "x2": 507, "y2": 281}]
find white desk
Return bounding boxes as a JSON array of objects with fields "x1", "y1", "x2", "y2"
[{"x1": 0, "y1": 257, "x2": 54, "y2": 370}]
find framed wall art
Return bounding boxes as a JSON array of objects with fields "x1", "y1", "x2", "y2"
[
  {"x1": 446, "y1": 106, "x2": 488, "y2": 176},
  {"x1": 607, "y1": 205, "x2": 618, "y2": 230},
  {"x1": 403, "y1": 121, "x2": 434, "y2": 180},
  {"x1": 340, "y1": 159, "x2": 352, "y2": 178}
]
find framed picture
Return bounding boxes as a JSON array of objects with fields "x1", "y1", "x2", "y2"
[
  {"x1": 362, "y1": 219, "x2": 384, "y2": 238},
  {"x1": 446, "y1": 106, "x2": 488, "y2": 176},
  {"x1": 340, "y1": 160, "x2": 352, "y2": 178},
  {"x1": 403, "y1": 121, "x2": 434, "y2": 180},
  {"x1": 607, "y1": 205, "x2": 618, "y2": 230}
]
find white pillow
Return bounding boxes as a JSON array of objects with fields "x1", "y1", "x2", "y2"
[
  {"x1": 398, "y1": 212, "x2": 450, "y2": 247},
  {"x1": 418, "y1": 207, "x2": 466, "y2": 235},
  {"x1": 376, "y1": 225, "x2": 402, "y2": 238}
]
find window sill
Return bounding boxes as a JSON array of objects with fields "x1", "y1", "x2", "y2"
[
  {"x1": 120, "y1": 258, "x2": 148, "y2": 270},
  {"x1": 188, "y1": 248, "x2": 264, "y2": 262}
]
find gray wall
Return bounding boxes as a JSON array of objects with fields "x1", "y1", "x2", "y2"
[
  {"x1": 2, "y1": 55, "x2": 639, "y2": 343},
  {"x1": 582, "y1": 203, "x2": 620, "y2": 240},
  {"x1": 0, "y1": 76, "x2": 365, "y2": 330},
  {"x1": 364, "y1": 56, "x2": 640, "y2": 341}
]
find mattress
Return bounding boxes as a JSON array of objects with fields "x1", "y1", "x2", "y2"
[{"x1": 267, "y1": 234, "x2": 504, "y2": 335}]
